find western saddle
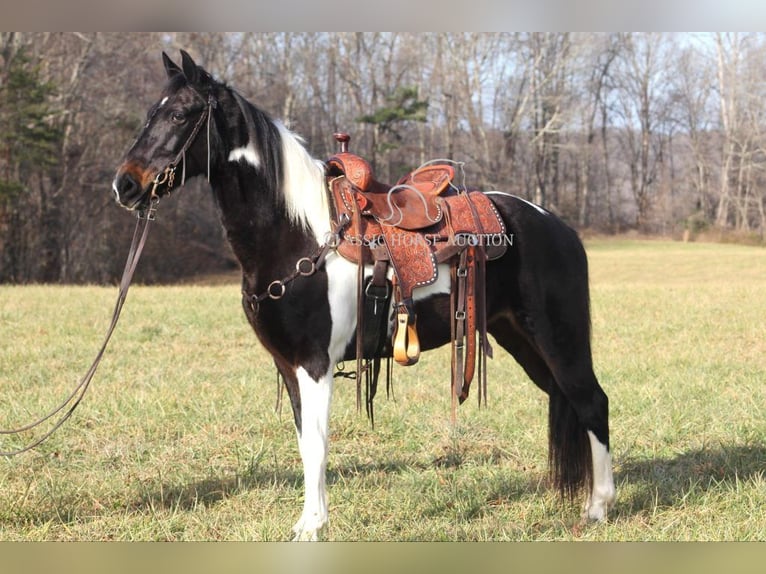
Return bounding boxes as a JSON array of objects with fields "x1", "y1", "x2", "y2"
[{"x1": 325, "y1": 133, "x2": 507, "y2": 418}]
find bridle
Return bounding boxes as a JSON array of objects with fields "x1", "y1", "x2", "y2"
[
  {"x1": 148, "y1": 92, "x2": 217, "y2": 202},
  {"x1": 0, "y1": 93, "x2": 216, "y2": 457}
]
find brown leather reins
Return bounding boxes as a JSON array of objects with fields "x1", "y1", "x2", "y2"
[
  {"x1": 1, "y1": 91, "x2": 218, "y2": 456},
  {"x1": 1, "y1": 202, "x2": 157, "y2": 456}
]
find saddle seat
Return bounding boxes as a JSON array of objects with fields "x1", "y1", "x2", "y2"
[{"x1": 327, "y1": 146, "x2": 454, "y2": 230}]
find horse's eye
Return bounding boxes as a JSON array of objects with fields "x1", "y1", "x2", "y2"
[{"x1": 170, "y1": 111, "x2": 186, "y2": 125}]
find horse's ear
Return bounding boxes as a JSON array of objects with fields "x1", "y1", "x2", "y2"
[
  {"x1": 162, "y1": 52, "x2": 182, "y2": 78},
  {"x1": 180, "y1": 49, "x2": 200, "y2": 85}
]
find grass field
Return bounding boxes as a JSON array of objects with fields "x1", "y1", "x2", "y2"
[{"x1": 1, "y1": 239, "x2": 764, "y2": 541}]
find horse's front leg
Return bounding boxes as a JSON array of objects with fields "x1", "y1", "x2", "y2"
[{"x1": 291, "y1": 365, "x2": 334, "y2": 541}]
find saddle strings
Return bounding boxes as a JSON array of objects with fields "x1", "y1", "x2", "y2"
[
  {"x1": 416, "y1": 158, "x2": 468, "y2": 192},
  {"x1": 377, "y1": 158, "x2": 468, "y2": 228}
]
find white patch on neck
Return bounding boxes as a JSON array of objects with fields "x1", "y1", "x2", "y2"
[
  {"x1": 274, "y1": 121, "x2": 331, "y2": 244},
  {"x1": 485, "y1": 191, "x2": 549, "y2": 216},
  {"x1": 228, "y1": 143, "x2": 261, "y2": 169}
]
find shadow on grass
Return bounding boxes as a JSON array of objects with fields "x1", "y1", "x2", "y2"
[
  {"x1": 128, "y1": 457, "x2": 432, "y2": 513},
  {"x1": 126, "y1": 442, "x2": 542, "y2": 516},
  {"x1": 125, "y1": 443, "x2": 764, "y2": 521},
  {"x1": 611, "y1": 443, "x2": 766, "y2": 518}
]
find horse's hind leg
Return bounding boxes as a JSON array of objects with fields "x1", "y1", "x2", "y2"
[
  {"x1": 538, "y1": 339, "x2": 615, "y2": 521},
  {"x1": 488, "y1": 317, "x2": 554, "y2": 394},
  {"x1": 584, "y1": 419, "x2": 615, "y2": 521},
  {"x1": 548, "y1": 358, "x2": 615, "y2": 521},
  {"x1": 489, "y1": 316, "x2": 615, "y2": 521}
]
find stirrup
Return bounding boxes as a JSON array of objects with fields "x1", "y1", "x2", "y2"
[{"x1": 393, "y1": 311, "x2": 420, "y2": 366}]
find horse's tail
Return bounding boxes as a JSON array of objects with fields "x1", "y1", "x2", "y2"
[{"x1": 548, "y1": 381, "x2": 592, "y2": 500}]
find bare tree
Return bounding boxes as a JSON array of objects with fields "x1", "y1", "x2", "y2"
[
  {"x1": 610, "y1": 33, "x2": 677, "y2": 230},
  {"x1": 714, "y1": 32, "x2": 766, "y2": 233},
  {"x1": 5, "y1": 32, "x2": 766, "y2": 284},
  {"x1": 568, "y1": 33, "x2": 620, "y2": 228},
  {"x1": 666, "y1": 36, "x2": 718, "y2": 233}
]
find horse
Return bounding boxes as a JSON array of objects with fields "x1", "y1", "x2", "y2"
[{"x1": 112, "y1": 50, "x2": 615, "y2": 540}]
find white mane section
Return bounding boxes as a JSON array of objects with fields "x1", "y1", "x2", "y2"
[{"x1": 275, "y1": 121, "x2": 332, "y2": 244}]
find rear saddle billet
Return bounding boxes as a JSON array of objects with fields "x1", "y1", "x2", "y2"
[{"x1": 326, "y1": 132, "x2": 507, "y2": 409}]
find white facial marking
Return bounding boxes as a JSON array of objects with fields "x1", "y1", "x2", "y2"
[
  {"x1": 159, "y1": 96, "x2": 169, "y2": 107},
  {"x1": 584, "y1": 430, "x2": 616, "y2": 521},
  {"x1": 111, "y1": 179, "x2": 121, "y2": 202},
  {"x1": 228, "y1": 143, "x2": 261, "y2": 169}
]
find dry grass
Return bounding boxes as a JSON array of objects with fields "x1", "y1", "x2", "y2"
[{"x1": 1, "y1": 239, "x2": 765, "y2": 540}]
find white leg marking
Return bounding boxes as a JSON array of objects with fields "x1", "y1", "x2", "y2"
[
  {"x1": 290, "y1": 255, "x2": 451, "y2": 541},
  {"x1": 584, "y1": 430, "x2": 616, "y2": 521},
  {"x1": 292, "y1": 366, "x2": 334, "y2": 541},
  {"x1": 290, "y1": 253, "x2": 359, "y2": 541}
]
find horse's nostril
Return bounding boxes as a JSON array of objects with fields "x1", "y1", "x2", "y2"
[
  {"x1": 121, "y1": 174, "x2": 138, "y2": 196},
  {"x1": 113, "y1": 173, "x2": 140, "y2": 205}
]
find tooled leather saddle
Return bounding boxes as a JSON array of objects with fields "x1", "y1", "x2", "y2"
[{"x1": 326, "y1": 133, "x2": 507, "y2": 414}]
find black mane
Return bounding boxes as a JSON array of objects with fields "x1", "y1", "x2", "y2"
[{"x1": 226, "y1": 88, "x2": 284, "y2": 203}]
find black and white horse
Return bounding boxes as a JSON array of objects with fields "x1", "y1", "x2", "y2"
[{"x1": 112, "y1": 50, "x2": 615, "y2": 540}]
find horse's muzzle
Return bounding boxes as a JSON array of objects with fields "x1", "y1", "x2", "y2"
[
  {"x1": 112, "y1": 173, "x2": 140, "y2": 209},
  {"x1": 112, "y1": 163, "x2": 155, "y2": 210}
]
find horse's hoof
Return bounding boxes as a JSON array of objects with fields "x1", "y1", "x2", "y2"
[
  {"x1": 582, "y1": 504, "x2": 608, "y2": 522},
  {"x1": 292, "y1": 529, "x2": 319, "y2": 542},
  {"x1": 291, "y1": 517, "x2": 327, "y2": 541},
  {"x1": 582, "y1": 489, "x2": 616, "y2": 522}
]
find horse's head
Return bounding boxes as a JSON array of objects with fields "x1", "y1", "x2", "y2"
[{"x1": 112, "y1": 50, "x2": 218, "y2": 211}]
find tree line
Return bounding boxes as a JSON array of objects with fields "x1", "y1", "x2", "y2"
[{"x1": 1, "y1": 32, "x2": 765, "y2": 284}]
